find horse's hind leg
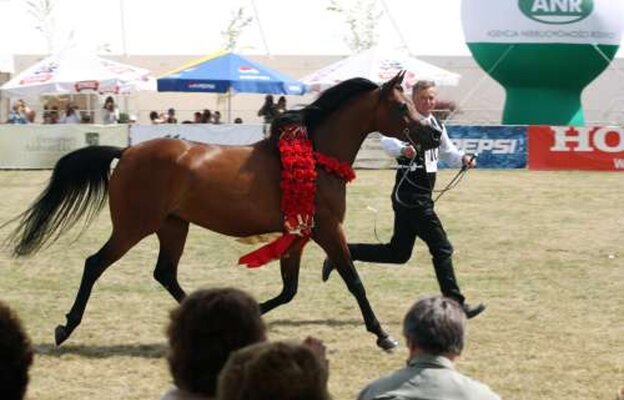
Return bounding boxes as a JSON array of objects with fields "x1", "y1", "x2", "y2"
[
  {"x1": 153, "y1": 216, "x2": 189, "y2": 302},
  {"x1": 314, "y1": 225, "x2": 398, "y2": 351},
  {"x1": 55, "y1": 231, "x2": 145, "y2": 346},
  {"x1": 259, "y1": 244, "x2": 303, "y2": 314}
]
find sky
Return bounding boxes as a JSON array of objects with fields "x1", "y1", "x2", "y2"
[
  {"x1": 0, "y1": 0, "x2": 472, "y2": 56},
  {"x1": 0, "y1": 0, "x2": 623, "y2": 59}
]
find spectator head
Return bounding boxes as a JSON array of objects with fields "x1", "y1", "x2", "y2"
[
  {"x1": 103, "y1": 96, "x2": 115, "y2": 110},
  {"x1": 234, "y1": 117, "x2": 243, "y2": 124},
  {"x1": 277, "y1": 96, "x2": 286, "y2": 106},
  {"x1": 168, "y1": 108, "x2": 176, "y2": 116},
  {"x1": 218, "y1": 341, "x2": 330, "y2": 400},
  {"x1": 65, "y1": 103, "x2": 77, "y2": 115},
  {"x1": 193, "y1": 112, "x2": 203, "y2": 123},
  {"x1": 403, "y1": 295, "x2": 466, "y2": 358},
  {"x1": 149, "y1": 111, "x2": 160, "y2": 122},
  {"x1": 166, "y1": 287, "x2": 266, "y2": 397},
  {"x1": 0, "y1": 301, "x2": 34, "y2": 400},
  {"x1": 264, "y1": 94, "x2": 274, "y2": 104},
  {"x1": 213, "y1": 111, "x2": 221, "y2": 123},
  {"x1": 202, "y1": 109, "x2": 212, "y2": 123}
]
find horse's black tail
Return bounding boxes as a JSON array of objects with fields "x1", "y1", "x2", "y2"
[{"x1": 2, "y1": 146, "x2": 126, "y2": 257}]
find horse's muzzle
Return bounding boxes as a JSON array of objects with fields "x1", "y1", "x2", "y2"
[{"x1": 405, "y1": 121, "x2": 442, "y2": 151}]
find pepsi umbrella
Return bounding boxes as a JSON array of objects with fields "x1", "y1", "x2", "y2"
[{"x1": 157, "y1": 50, "x2": 306, "y2": 121}]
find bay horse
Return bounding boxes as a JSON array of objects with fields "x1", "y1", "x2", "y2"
[{"x1": 3, "y1": 71, "x2": 441, "y2": 350}]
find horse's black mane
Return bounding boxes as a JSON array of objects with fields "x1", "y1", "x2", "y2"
[{"x1": 268, "y1": 77, "x2": 379, "y2": 143}]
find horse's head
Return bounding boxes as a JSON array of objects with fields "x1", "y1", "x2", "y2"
[{"x1": 375, "y1": 71, "x2": 441, "y2": 151}]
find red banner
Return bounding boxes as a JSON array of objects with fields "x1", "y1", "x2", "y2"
[{"x1": 528, "y1": 126, "x2": 624, "y2": 171}]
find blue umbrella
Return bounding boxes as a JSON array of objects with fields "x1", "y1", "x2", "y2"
[
  {"x1": 158, "y1": 51, "x2": 306, "y2": 122},
  {"x1": 157, "y1": 50, "x2": 306, "y2": 95}
]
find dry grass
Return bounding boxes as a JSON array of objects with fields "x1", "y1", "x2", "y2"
[{"x1": 0, "y1": 169, "x2": 622, "y2": 399}]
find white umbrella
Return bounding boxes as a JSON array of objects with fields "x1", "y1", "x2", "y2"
[
  {"x1": 0, "y1": 50, "x2": 155, "y2": 99},
  {"x1": 0, "y1": 54, "x2": 14, "y2": 74},
  {"x1": 301, "y1": 47, "x2": 461, "y2": 93}
]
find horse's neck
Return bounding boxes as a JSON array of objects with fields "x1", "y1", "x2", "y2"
[{"x1": 313, "y1": 96, "x2": 376, "y2": 165}]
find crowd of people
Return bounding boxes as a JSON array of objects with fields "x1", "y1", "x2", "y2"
[
  {"x1": 1, "y1": 289, "x2": 504, "y2": 400},
  {"x1": 4, "y1": 95, "x2": 289, "y2": 126}
]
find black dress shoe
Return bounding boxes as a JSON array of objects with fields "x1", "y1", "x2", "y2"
[
  {"x1": 463, "y1": 303, "x2": 486, "y2": 319},
  {"x1": 321, "y1": 258, "x2": 334, "y2": 282}
]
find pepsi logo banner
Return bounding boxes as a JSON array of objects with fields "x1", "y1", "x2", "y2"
[
  {"x1": 528, "y1": 125, "x2": 624, "y2": 170},
  {"x1": 444, "y1": 125, "x2": 527, "y2": 169}
]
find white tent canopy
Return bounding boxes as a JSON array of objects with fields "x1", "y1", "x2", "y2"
[
  {"x1": 0, "y1": 54, "x2": 14, "y2": 74},
  {"x1": 301, "y1": 47, "x2": 461, "y2": 93},
  {"x1": 0, "y1": 50, "x2": 155, "y2": 99}
]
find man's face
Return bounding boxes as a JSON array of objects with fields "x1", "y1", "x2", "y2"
[{"x1": 412, "y1": 86, "x2": 437, "y2": 116}]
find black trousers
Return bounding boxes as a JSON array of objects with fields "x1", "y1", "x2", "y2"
[{"x1": 348, "y1": 198, "x2": 465, "y2": 304}]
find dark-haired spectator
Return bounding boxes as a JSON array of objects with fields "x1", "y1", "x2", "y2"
[
  {"x1": 358, "y1": 295, "x2": 499, "y2": 400},
  {"x1": 0, "y1": 301, "x2": 34, "y2": 400},
  {"x1": 60, "y1": 103, "x2": 81, "y2": 124},
  {"x1": 150, "y1": 111, "x2": 165, "y2": 124},
  {"x1": 102, "y1": 96, "x2": 119, "y2": 124},
  {"x1": 233, "y1": 117, "x2": 243, "y2": 124},
  {"x1": 194, "y1": 112, "x2": 203, "y2": 124},
  {"x1": 275, "y1": 96, "x2": 287, "y2": 116},
  {"x1": 166, "y1": 108, "x2": 178, "y2": 124},
  {"x1": 213, "y1": 111, "x2": 222, "y2": 124},
  {"x1": 218, "y1": 339, "x2": 330, "y2": 400},
  {"x1": 257, "y1": 94, "x2": 277, "y2": 124},
  {"x1": 202, "y1": 109, "x2": 212, "y2": 124},
  {"x1": 162, "y1": 288, "x2": 267, "y2": 400}
]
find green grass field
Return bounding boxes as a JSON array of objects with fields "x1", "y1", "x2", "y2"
[{"x1": 0, "y1": 169, "x2": 622, "y2": 399}]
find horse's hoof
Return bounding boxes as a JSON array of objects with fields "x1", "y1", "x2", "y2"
[
  {"x1": 54, "y1": 325, "x2": 70, "y2": 346},
  {"x1": 376, "y1": 335, "x2": 399, "y2": 352},
  {"x1": 321, "y1": 258, "x2": 334, "y2": 282}
]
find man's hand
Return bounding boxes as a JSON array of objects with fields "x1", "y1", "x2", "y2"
[
  {"x1": 462, "y1": 154, "x2": 477, "y2": 169},
  {"x1": 401, "y1": 145, "x2": 416, "y2": 159}
]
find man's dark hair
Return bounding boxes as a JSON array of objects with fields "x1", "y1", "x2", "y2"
[
  {"x1": 0, "y1": 301, "x2": 34, "y2": 400},
  {"x1": 166, "y1": 287, "x2": 266, "y2": 396},
  {"x1": 219, "y1": 341, "x2": 330, "y2": 400},
  {"x1": 403, "y1": 295, "x2": 466, "y2": 356}
]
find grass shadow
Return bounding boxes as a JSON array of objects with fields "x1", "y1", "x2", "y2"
[
  {"x1": 34, "y1": 342, "x2": 166, "y2": 359},
  {"x1": 267, "y1": 318, "x2": 399, "y2": 328}
]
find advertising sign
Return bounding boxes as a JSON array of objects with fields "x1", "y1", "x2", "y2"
[
  {"x1": 462, "y1": 0, "x2": 624, "y2": 45},
  {"x1": 528, "y1": 125, "x2": 624, "y2": 170},
  {"x1": 445, "y1": 125, "x2": 527, "y2": 169},
  {"x1": 0, "y1": 125, "x2": 128, "y2": 169}
]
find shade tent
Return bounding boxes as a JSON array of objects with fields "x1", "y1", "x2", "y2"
[
  {"x1": 301, "y1": 47, "x2": 461, "y2": 93},
  {"x1": 157, "y1": 51, "x2": 306, "y2": 122},
  {"x1": 157, "y1": 51, "x2": 306, "y2": 95},
  {"x1": 0, "y1": 51, "x2": 155, "y2": 99}
]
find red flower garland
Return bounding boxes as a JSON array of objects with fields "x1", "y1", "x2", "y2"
[
  {"x1": 278, "y1": 124, "x2": 317, "y2": 236},
  {"x1": 238, "y1": 124, "x2": 355, "y2": 268},
  {"x1": 315, "y1": 152, "x2": 356, "y2": 183}
]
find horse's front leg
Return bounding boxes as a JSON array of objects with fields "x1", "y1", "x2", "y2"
[
  {"x1": 314, "y1": 225, "x2": 398, "y2": 351},
  {"x1": 259, "y1": 243, "x2": 303, "y2": 314}
]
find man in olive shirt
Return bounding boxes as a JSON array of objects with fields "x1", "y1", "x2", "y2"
[{"x1": 358, "y1": 296, "x2": 500, "y2": 400}]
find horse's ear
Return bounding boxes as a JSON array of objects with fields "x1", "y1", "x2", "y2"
[{"x1": 381, "y1": 70, "x2": 406, "y2": 96}]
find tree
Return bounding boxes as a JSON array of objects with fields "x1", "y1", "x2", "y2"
[
  {"x1": 327, "y1": 0, "x2": 383, "y2": 53},
  {"x1": 26, "y1": 0, "x2": 56, "y2": 54},
  {"x1": 221, "y1": 7, "x2": 253, "y2": 52}
]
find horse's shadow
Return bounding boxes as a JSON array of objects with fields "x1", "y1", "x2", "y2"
[
  {"x1": 267, "y1": 318, "x2": 399, "y2": 328},
  {"x1": 34, "y1": 343, "x2": 166, "y2": 359}
]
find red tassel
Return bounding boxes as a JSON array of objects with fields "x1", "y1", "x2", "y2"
[{"x1": 239, "y1": 234, "x2": 301, "y2": 268}]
